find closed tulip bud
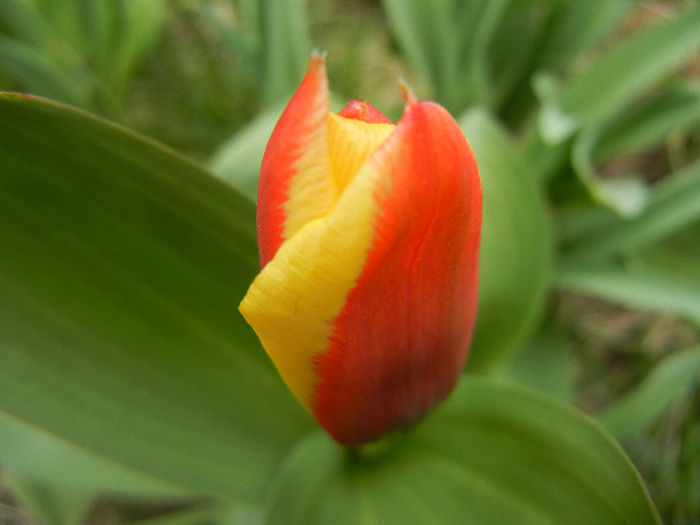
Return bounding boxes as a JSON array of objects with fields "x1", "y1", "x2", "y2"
[{"x1": 239, "y1": 54, "x2": 482, "y2": 446}]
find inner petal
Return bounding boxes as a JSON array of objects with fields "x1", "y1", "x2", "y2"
[{"x1": 327, "y1": 113, "x2": 394, "y2": 193}]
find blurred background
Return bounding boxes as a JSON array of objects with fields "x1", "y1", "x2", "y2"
[{"x1": 1, "y1": 0, "x2": 699, "y2": 523}]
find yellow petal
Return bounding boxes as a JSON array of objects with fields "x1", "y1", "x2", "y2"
[
  {"x1": 240, "y1": 162, "x2": 378, "y2": 410},
  {"x1": 327, "y1": 113, "x2": 394, "y2": 192}
]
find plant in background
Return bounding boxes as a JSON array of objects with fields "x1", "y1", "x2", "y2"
[{"x1": 0, "y1": 0, "x2": 166, "y2": 116}]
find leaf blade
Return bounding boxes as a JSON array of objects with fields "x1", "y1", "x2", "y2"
[
  {"x1": 460, "y1": 108, "x2": 552, "y2": 370},
  {"x1": 0, "y1": 93, "x2": 312, "y2": 502},
  {"x1": 599, "y1": 346, "x2": 700, "y2": 438},
  {"x1": 265, "y1": 377, "x2": 660, "y2": 525}
]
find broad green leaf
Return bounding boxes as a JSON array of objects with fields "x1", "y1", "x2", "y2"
[
  {"x1": 208, "y1": 106, "x2": 281, "y2": 200},
  {"x1": 500, "y1": 329, "x2": 575, "y2": 404},
  {"x1": 460, "y1": 109, "x2": 552, "y2": 371},
  {"x1": 599, "y1": 346, "x2": 700, "y2": 438},
  {"x1": 0, "y1": 93, "x2": 312, "y2": 502},
  {"x1": 0, "y1": 409, "x2": 188, "y2": 496},
  {"x1": 563, "y1": 158, "x2": 700, "y2": 264},
  {"x1": 556, "y1": 265, "x2": 700, "y2": 327},
  {"x1": 265, "y1": 377, "x2": 659, "y2": 525},
  {"x1": 538, "y1": 4, "x2": 700, "y2": 143}
]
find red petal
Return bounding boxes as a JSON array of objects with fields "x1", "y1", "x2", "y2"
[
  {"x1": 338, "y1": 99, "x2": 393, "y2": 124},
  {"x1": 313, "y1": 100, "x2": 482, "y2": 446},
  {"x1": 257, "y1": 55, "x2": 329, "y2": 267}
]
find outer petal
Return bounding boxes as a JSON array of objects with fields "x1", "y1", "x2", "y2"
[
  {"x1": 239, "y1": 141, "x2": 381, "y2": 413},
  {"x1": 314, "y1": 99, "x2": 482, "y2": 445},
  {"x1": 241, "y1": 95, "x2": 481, "y2": 446},
  {"x1": 257, "y1": 55, "x2": 334, "y2": 267}
]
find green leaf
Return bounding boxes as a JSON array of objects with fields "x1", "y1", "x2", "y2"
[
  {"x1": 0, "y1": 0, "x2": 50, "y2": 44},
  {"x1": 382, "y1": 0, "x2": 507, "y2": 112},
  {"x1": 569, "y1": 85, "x2": 700, "y2": 217},
  {"x1": 538, "y1": 4, "x2": 700, "y2": 143},
  {"x1": 2, "y1": 472, "x2": 95, "y2": 525},
  {"x1": 627, "y1": 222, "x2": 700, "y2": 288},
  {"x1": 555, "y1": 265, "x2": 700, "y2": 327},
  {"x1": 107, "y1": 0, "x2": 167, "y2": 103},
  {"x1": 487, "y1": 2, "x2": 543, "y2": 112},
  {"x1": 0, "y1": 93, "x2": 312, "y2": 502},
  {"x1": 500, "y1": 329, "x2": 575, "y2": 404},
  {"x1": 572, "y1": 127, "x2": 650, "y2": 217},
  {"x1": 130, "y1": 502, "x2": 260, "y2": 525},
  {"x1": 563, "y1": 158, "x2": 700, "y2": 264},
  {"x1": 37, "y1": 0, "x2": 86, "y2": 53},
  {"x1": 0, "y1": 36, "x2": 93, "y2": 106},
  {"x1": 382, "y1": 0, "x2": 443, "y2": 101},
  {"x1": 265, "y1": 377, "x2": 659, "y2": 525},
  {"x1": 460, "y1": 109, "x2": 552, "y2": 371},
  {"x1": 599, "y1": 346, "x2": 700, "y2": 438},
  {"x1": 534, "y1": 0, "x2": 633, "y2": 74},
  {"x1": 495, "y1": 0, "x2": 633, "y2": 124},
  {"x1": 259, "y1": 0, "x2": 311, "y2": 104},
  {"x1": 0, "y1": 409, "x2": 188, "y2": 497},
  {"x1": 595, "y1": 84, "x2": 700, "y2": 161}
]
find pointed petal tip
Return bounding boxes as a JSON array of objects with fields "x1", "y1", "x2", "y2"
[
  {"x1": 309, "y1": 50, "x2": 328, "y2": 72},
  {"x1": 338, "y1": 99, "x2": 393, "y2": 124},
  {"x1": 398, "y1": 79, "x2": 418, "y2": 106}
]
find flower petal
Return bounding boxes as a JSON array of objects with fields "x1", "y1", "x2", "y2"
[
  {"x1": 257, "y1": 54, "x2": 333, "y2": 267},
  {"x1": 314, "y1": 99, "x2": 482, "y2": 445},
  {"x1": 327, "y1": 113, "x2": 394, "y2": 192},
  {"x1": 242, "y1": 63, "x2": 481, "y2": 446},
  {"x1": 338, "y1": 99, "x2": 393, "y2": 124},
  {"x1": 239, "y1": 146, "x2": 380, "y2": 412}
]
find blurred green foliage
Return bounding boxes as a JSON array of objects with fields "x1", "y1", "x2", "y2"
[{"x1": 1, "y1": 0, "x2": 699, "y2": 523}]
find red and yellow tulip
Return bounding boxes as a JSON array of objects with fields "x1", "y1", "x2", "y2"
[{"x1": 239, "y1": 55, "x2": 482, "y2": 446}]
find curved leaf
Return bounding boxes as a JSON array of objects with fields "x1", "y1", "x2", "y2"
[
  {"x1": 0, "y1": 409, "x2": 188, "y2": 497},
  {"x1": 563, "y1": 157, "x2": 700, "y2": 264},
  {"x1": 599, "y1": 345, "x2": 700, "y2": 438},
  {"x1": 460, "y1": 109, "x2": 552, "y2": 371},
  {"x1": 538, "y1": 4, "x2": 700, "y2": 143},
  {"x1": 265, "y1": 377, "x2": 659, "y2": 525},
  {"x1": 556, "y1": 264, "x2": 700, "y2": 327},
  {"x1": 0, "y1": 93, "x2": 312, "y2": 502}
]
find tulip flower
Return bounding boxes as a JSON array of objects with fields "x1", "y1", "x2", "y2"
[{"x1": 239, "y1": 55, "x2": 481, "y2": 446}]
